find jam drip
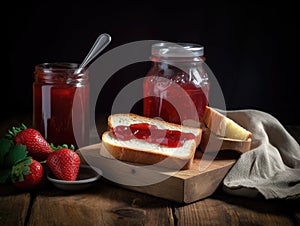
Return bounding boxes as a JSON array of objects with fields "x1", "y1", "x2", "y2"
[{"x1": 112, "y1": 123, "x2": 195, "y2": 148}]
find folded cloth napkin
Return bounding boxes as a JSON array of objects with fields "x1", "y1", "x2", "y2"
[{"x1": 221, "y1": 109, "x2": 300, "y2": 199}]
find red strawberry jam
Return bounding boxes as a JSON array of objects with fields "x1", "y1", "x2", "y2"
[
  {"x1": 112, "y1": 123, "x2": 195, "y2": 148},
  {"x1": 143, "y1": 42, "x2": 210, "y2": 126},
  {"x1": 33, "y1": 63, "x2": 89, "y2": 149}
]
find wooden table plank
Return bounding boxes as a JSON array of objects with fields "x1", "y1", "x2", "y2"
[
  {"x1": 174, "y1": 194, "x2": 295, "y2": 226},
  {"x1": 0, "y1": 185, "x2": 31, "y2": 226},
  {"x1": 1, "y1": 117, "x2": 299, "y2": 226},
  {"x1": 28, "y1": 179, "x2": 174, "y2": 226}
]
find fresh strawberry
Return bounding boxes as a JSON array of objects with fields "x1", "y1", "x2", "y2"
[
  {"x1": 47, "y1": 148, "x2": 80, "y2": 181},
  {"x1": 11, "y1": 157, "x2": 44, "y2": 190},
  {"x1": 7, "y1": 124, "x2": 52, "y2": 161}
]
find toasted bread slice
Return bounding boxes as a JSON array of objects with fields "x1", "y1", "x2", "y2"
[
  {"x1": 203, "y1": 106, "x2": 252, "y2": 140},
  {"x1": 101, "y1": 113, "x2": 202, "y2": 170}
]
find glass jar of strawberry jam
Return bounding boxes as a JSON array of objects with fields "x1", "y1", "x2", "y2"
[
  {"x1": 33, "y1": 63, "x2": 90, "y2": 150},
  {"x1": 143, "y1": 42, "x2": 210, "y2": 127}
]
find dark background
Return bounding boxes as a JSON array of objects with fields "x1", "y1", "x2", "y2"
[{"x1": 2, "y1": 3, "x2": 299, "y2": 126}]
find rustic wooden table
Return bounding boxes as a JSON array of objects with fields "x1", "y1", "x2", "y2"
[{"x1": 0, "y1": 116, "x2": 299, "y2": 226}]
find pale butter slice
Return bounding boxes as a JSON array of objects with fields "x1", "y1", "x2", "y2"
[{"x1": 203, "y1": 106, "x2": 252, "y2": 140}]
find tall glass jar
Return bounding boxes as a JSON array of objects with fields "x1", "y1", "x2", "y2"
[
  {"x1": 33, "y1": 63, "x2": 90, "y2": 149},
  {"x1": 143, "y1": 42, "x2": 210, "y2": 127}
]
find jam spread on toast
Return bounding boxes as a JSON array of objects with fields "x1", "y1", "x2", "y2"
[{"x1": 112, "y1": 123, "x2": 195, "y2": 148}]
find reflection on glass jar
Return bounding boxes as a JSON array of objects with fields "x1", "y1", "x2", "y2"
[
  {"x1": 143, "y1": 42, "x2": 210, "y2": 127},
  {"x1": 33, "y1": 63, "x2": 90, "y2": 149}
]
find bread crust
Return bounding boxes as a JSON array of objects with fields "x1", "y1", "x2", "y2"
[
  {"x1": 203, "y1": 106, "x2": 252, "y2": 140},
  {"x1": 101, "y1": 134, "x2": 195, "y2": 170},
  {"x1": 101, "y1": 113, "x2": 202, "y2": 170}
]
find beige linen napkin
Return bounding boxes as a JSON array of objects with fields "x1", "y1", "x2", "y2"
[{"x1": 221, "y1": 109, "x2": 300, "y2": 199}]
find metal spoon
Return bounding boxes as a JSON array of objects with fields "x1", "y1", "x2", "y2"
[{"x1": 76, "y1": 33, "x2": 111, "y2": 74}]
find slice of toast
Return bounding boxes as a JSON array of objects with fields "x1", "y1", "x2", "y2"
[
  {"x1": 101, "y1": 113, "x2": 202, "y2": 170},
  {"x1": 203, "y1": 106, "x2": 252, "y2": 140},
  {"x1": 200, "y1": 106, "x2": 252, "y2": 153}
]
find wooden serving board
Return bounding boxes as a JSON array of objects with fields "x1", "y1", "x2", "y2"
[{"x1": 78, "y1": 143, "x2": 240, "y2": 203}]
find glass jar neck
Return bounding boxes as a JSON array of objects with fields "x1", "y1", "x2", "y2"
[
  {"x1": 34, "y1": 63, "x2": 89, "y2": 85},
  {"x1": 151, "y1": 56, "x2": 205, "y2": 72},
  {"x1": 151, "y1": 56, "x2": 204, "y2": 64}
]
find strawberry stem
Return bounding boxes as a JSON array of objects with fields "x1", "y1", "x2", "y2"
[
  {"x1": 5, "y1": 123, "x2": 27, "y2": 140},
  {"x1": 50, "y1": 143, "x2": 75, "y2": 151},
  {"x1": 11, "y1": 157, "x2": 32, "y2": 183}
]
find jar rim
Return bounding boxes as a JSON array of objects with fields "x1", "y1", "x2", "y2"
[
  {"x1": 36, "y1": 62, "x2": 79, "y2": 70},
  {"x1": 34, "y1": 62, "x2": 88, "y2": 75},
  {"x1": 151, "y1": 42, "x2": 204, "y2": 58}
]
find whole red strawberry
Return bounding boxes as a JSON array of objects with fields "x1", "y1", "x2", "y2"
[
  {"x1": 11, "y1": 158, "x2": 44, "y2": 190},
  {"x1": 7, "y1": 124, "x2": 52, "y2": 161},
  {"x1": 47, "y1": 148, "x2": 80, "y2": 181}
]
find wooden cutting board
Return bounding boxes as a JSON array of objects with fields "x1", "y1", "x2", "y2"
[{"x1": 78, "y1": 143, "x2": 240, "y2": 203}]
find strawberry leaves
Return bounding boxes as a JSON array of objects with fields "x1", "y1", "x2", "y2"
[
  {"x1": 10, "y1": 157, "x2": 32, "y2": 183},
  {"x1": 0, "y1": 168, "x2": 11, "y2": 184},
  {"x1": 1, "y1": 123, "x2": 78, "y2": 187},
  {"x1": 12, "y1": 159, "x2": 44, "y2": 190},
  {"x1": 0, "y1": 138, "x2": 28, "y2": 168},
  {"x1": 4, "y1": 144, "x2": 28, "y2": 168},
  {"x1": 0, "y1": 138, "x2": 28, "y2": 183},
  {"x1": 50, "y1": 143, "x2": 75, "y2": 151},
  {"x1": 5, "y1": 123, "x2": 27, "y2": 140},
  {"x1": 0, "y1": 138, "x2": 13, "y2": 166},
  {"x1": 1, "y1": 124, "x2": 31, "y2": 184}
]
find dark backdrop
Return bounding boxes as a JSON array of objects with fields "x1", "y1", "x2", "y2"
[{"x1": 2, "y1": 3, "x2": 299, "y2": 125}]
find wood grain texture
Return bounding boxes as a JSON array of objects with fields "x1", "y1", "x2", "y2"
[
  {"x1": 174, "y1": 195, "x2": 295, "y2": 226},
  {"x1": 28, "y1": 180, "x2": 174, "y2": 226},
  {"x1": 78, "y1": 143, "x2": 238, "y2": 203},
  {"x1": 0, "y1": 117, "x2": 298, "y2": 225},
  {"x1": 0, "y1": 192, "x2": 31, "y2": 226}
]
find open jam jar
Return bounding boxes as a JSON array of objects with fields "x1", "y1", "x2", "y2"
[
  {"x1": 33, "y1": 63, "x2": 90, "y2": 149},
  {"x1": 143, "y1": 42, "x2": 210, "y2": 127}
]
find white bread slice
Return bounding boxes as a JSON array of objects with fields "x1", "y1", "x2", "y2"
[
  {"x1": 202, "y1": 106, "x2": 252, "y2": 141},
  {"x1": 101, "y1": 113, "x2": 202, "y2": 170}
]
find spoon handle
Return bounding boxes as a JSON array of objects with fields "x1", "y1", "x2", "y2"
[{"x1": 77, "y1": 33, "x2": 111, "y2": 72}]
